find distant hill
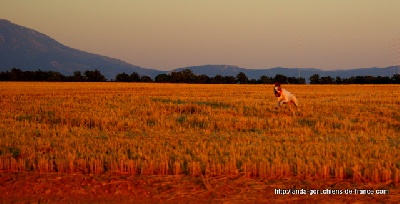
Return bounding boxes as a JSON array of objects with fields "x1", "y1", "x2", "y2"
[
  {"x1": 1, "y1": 19, "x2": 398, "y2": 82},
  {"x1": 173, "y1": 65, "x2": 398, "y2": 82},
  {"x1": 0, "y1": 19, "x2": 164, "y2": 80}
]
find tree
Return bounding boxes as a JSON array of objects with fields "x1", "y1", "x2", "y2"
[
  {"x1": 0, "y1": 71, "x2": 7, "y2": 81},
  {"x1": 342, "y1": 76, "x2": 355, "y2": 84},
  {"x1": 375, "y1": 76, "x2": 391, "y2": 84},
  {"x1": 236, "y1": 72, "x2": 248, "y2": 84},
  {"x1": 181, "y1": 69, "x2": 196, "y2": 83},
  {"x1": 392, "y1": 74, "x2": 400, "y2": 84},
  {"x1": 274, "y1": 74, "x2": 287, "y2": 84},
  {"x1": 309, "y1": 74, "x2": 320, "y2": 84},
  {"x1": 9, "y1": 68, "x2": 24, "y2": 81},
  {"x1": 169, "y1": 69, "x2": 196, "y2": 83},
  {"x1": 195, "y1": 74, "x2": 210, "y2": 84},
  {"x1": 286, "y1": 77, "x2": 306, "y2": 84},
  {"x1": 47, "y1": 71, "x2": 65, "y2": 81},
  {"x1": 170, "y1": 71, "x2": 183, "y2": 83},
  {"x1": 155, "y1": 74, "x2": 171, "y2": 83},
  {"x1": 287, "y1": 77, "x2": 297, "y2": 84},
  {"x1": 84, "y1": 69, "x2": 106, "y2": 82},
  {"x1": 298, "y1": 77, "x2": 306, "y2": 84},
  {"x1": 320, "y1": 76, "x2": 335, "y2": 84},
  {"x1": 210, "y1": 75, "x2": 225, "y2": 84},
  {"x1": 224, "y1": 76, "x2": 236, "y2": 84},
  {"x1": 364, "y1": 76, "x2": 375, "y2": 84},
  {"x1": 335, "y1": 76, "x2": 342, "y2": 84},
  {"x1": 130, "y1": 72, "x2": 140, "y2": 82},
  {"x1": 115, "y1": 72, "x2": 132, "y2": 82},
  {"x1": 72, "y1": 71, "x2": 85, "y2": 82},
  {"x1": 249, "y1": 79, "x2": 257, "y2": 84},
  {"x1": 140, "y1": 75, "x2": 153, "y2": 82},
  {"x1": 259, "y1": 75, "x2": 273, "y2": 84}
]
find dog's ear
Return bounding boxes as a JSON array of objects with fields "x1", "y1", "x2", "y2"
[
  {"x1": 274, "y1": 82, "x2": 281, "y2": 87},
  {"x1": 274, "y1": 86, "x2": 281, "y2": 97},
  {"x1": 274, "y1": 86, "x2": 281, "y2": 92}
]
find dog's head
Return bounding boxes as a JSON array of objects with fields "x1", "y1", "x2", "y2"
[{"x1": 274, "y1": 82, "x2": 282, "y2": 97}]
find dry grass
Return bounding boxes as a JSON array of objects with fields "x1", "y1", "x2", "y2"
[{"x1": 0, "y1": 82, "x2": 399, "y2": 183}]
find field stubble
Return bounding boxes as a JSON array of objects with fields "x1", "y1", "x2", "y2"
[{"x1": 0, "y1": 82, "x2": 399, "y2": 184}]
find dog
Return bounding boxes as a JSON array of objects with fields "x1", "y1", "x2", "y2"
[{"x1": 274, "y1": 82, "x2": 300, "y2": 116}]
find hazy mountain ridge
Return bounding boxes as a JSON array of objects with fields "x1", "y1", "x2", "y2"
[
  {"x1": 173, "y1": 65, "x2": 398, "y2": 81},
  {"x1": 0, "y1": 19, "x2": 164, "y2": 79},
  {"x1": 1, "y1": 19, "x2": 399, "y2": 81}
]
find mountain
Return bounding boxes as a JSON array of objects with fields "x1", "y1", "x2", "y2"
[
  {"x1": 173, "y1": 65, "x2": 398, "y2": 81},
  {"x1": 1, "y1": 19, "x2": 398, "y2": 82},
  {"x1": 0, "y1": 19, "x2": 164, "y2": 80}
]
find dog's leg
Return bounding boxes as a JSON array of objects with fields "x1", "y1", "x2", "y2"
[
  {"x1": 288, "y1": 103, "x2": 296, "y2": 116},
  {"x1": 275, "y1": 100, "x2": 281, "y2": 109},
  {"x1": 291, "y1": 96, "x2": 300, "y2": 111}
]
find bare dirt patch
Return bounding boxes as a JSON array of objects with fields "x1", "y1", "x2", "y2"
[{"x1": 0, "y1": 172, "x2": 399, "y2": 203}]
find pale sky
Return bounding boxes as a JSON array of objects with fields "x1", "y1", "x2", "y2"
[{"x1": 1, "y1": 0, "x2": 400, "y2": 71}]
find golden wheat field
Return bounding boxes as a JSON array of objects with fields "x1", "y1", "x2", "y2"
[{"x1": 0, "y1": 82, "x2": 399, "y2": 183}]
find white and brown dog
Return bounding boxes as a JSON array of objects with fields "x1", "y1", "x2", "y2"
[{"x1": 274, "y1": 82, "x2": 300, "y2": 116}]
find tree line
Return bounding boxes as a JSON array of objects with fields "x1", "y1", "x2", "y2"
[
  {"x1": 1, "y1": 68, "x2": 400, "y2": 84},
  {"x1": 0, "y1": 68, "x2": 106, "y2": 82},
  {"x1": 151, "y1": 70, "x2": 306, "y2": 84},
  {"x1": 309, "y1": 74, "x2": 400, "y2": 84}
]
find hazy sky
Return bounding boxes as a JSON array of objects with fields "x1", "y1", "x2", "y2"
[{"x1": 1, "y1": 0, "x2": 400, "y2": 71}]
